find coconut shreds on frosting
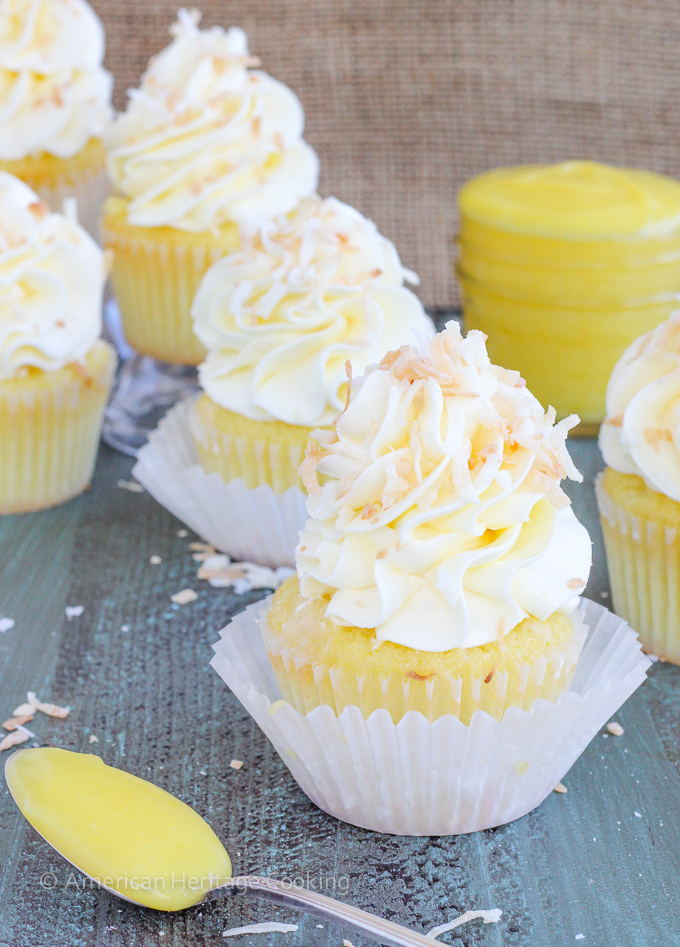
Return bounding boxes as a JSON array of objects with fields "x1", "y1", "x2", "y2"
[
  {"x1": 193, "y1": 195, "x2": 433, "y2": 426},
  {"x1": 600, "y1": 311, "x2": 680, "y2": 502},
  {"x1": 0, "y1": 0, "x2": 113, "y2": 161},
  {"x1": 0, "y1": 172, "x2": 105, "y2": 379},
  {"x1": 296, "y1": 322, "x2": 592, "y2": 652},
  {"x1": 106, "y1": 9, "x2": 319, "y2": 232}
]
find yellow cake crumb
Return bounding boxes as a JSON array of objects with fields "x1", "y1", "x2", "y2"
[
  {"x1": 601, "y1": 466, "x2": 680, "y2": 527},
  {"x1": 263, "y1": 575, "x2": 583, "y2": 725},
  {"x1": 191, "y1": 393, "x2": 316, "y2": 493}
]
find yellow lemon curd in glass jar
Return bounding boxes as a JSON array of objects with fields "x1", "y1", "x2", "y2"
[{"x1": 457, "y1": 161, "x2": 680, "y2": 433}]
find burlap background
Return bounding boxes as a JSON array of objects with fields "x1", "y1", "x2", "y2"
[{"x1": 91, "y1": 0, "x2": 680, "y2": 309}]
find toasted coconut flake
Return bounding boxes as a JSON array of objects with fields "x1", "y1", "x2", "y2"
[
  {"x1": 607, "y1": 721, "x2": 624, "y2": 736},
  {"x1": 376, "y1": 548, "x2": 388, "y2": 560},
  {"x1": 27, "y1": 692, "x2": 70, "y2": 718},
  {"x1": 298, "y1": 441, "x2": 325, "y2": 496},
  {"x1": 12, "y1": 702, "x2": 34, "y2": 717},
  {"x1": 553, "y1": 782, "x2": 568, "y2": 794},
  {"x1": 362, "y1": 502, "x2": 377, "y2": 520},
  {"x1": 566, "y1": 578, "x2": 586, "y2": 589},
  {"x1": 644, "y1": 427, "x2": 673, "y2": 447},
  {"x1": 117, "y1": 479, "x2": 144, "y2": 493},
  {"x1": 0, "y1": 730, "x2": 29, "y2": 751},
  {"x1": 342, "y1": 359, "x2": 353, "y2": 414},
  {"x1": 605, "y1": 415, "x2": 623, "y2": 428},
  {"x1": 3, "y1": 715, "x2": 34, "y2": 731},
  {"x1": 190, "y1": 541, "x2": 214, "y2": 553},
  {"x1": 484, "y1": 670, "x2": 495, "y2": 684},
  {"x1": 405, "y1": 670, "x2": 435, "y2": 682},
  {"x1": 171, "y1": 589, "x2": 197, "y2": 605}
]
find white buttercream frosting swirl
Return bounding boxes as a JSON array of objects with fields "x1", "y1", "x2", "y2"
[
  {"x1": 0, "y1": 0, "x2": 113, "y2": 161},
  {"x1": 600, "y1": 312, "x2": 680, "y2": 501},
  {"x1": 106, "y1": 9, "x2": 319, "y2": 232},
  {"x1": 296, "y1": 323, "x2": 592, "y2": 651},
  {"x1": 0, "y1": 172, "x2": 105, "y2": 379},
  {"x1": 193, "y1": 195, "x2": 433, "y2": 426}
]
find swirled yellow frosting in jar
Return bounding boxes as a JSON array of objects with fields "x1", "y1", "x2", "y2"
[{"x1": 457, "y1": 161, "x2": 680, "y2": 431}]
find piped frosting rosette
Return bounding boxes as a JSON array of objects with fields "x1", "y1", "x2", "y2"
[
  {"x1": 0, "y1": 0, "x2": 112, "y2": 161},
  {"x1": 296, "y1": 322, "x2": 592, "y2": 653},
  {"x1": 106, "y1": 9, "x2": 319, "y2": 232},
  {"x1": 600, "y1": 311, "x2": 680, "y2": 501},
  {"x1": 0, "y1": 172, "x2": 104, "y2": 379},
  {"x1": 192, "y1": 195, "x2": 431, "y2": 427}
]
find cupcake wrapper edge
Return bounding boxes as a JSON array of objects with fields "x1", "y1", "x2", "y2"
[
  {"x1": 133, "y1": 398, "x2": 307, "y2": 567},
  {"x1": 211, "y1": 596, "x2": 650, "y2": 835}
]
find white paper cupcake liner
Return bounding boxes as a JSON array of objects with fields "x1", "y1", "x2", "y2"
[
  {"x1": 211, "y1": 597, "x2": 650, "y2": 836},
  {"x1": 596, "y1": 472, "x2": 680, "y2": 663},
  {"x1": 133, "y1": 398, "x2": 307, "y2": 567}
]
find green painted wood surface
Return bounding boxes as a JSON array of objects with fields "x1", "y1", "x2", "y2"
[{"x1": 0, "y1": 440, "x2": 679, "y2": 947}]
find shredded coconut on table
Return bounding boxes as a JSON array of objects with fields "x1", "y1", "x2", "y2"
[
  {"x1": 197, "y1": 554, "x2": 293, "y2": 593},
  {"x1": 427, "y1": 909, "x2": 503, "y2": 938},
  {"x1": 222, "y1": 923, "x2": 298, "y2": 937},
  {"x1": 0, "y1": 618, "x2": 14, "y2": 633},
  {"x1": 65, "y1": 605, "x2": 84, "y2": 619},
  {"x1": 117, "y1": 479, "x2": 144, "y2": 493},
  {"x1": 607, "y1": 722, "x2": 624, "y2": 736},
  {"x1": 0, "y1": 730, "x2": 29, "y2": 751},
  {"x1": 171, "y1": 589, "x2": 198, "y2": 605}
]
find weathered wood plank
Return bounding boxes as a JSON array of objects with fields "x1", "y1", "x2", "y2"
[{"x1": 0, "y1": 440, "x2": 678, "y2": 947}]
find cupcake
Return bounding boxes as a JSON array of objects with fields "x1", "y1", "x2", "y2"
[
  {"x1": 190, "y1": 195, "x2": 433, "y2": 495},
  {"x1": 0, "y1": 0, "x2": 113, "y2": 238},
  {"x1": 597, "y1": 312, "x2": 680, "y2": 662},
  {"x1": 263, "y1": 322, "x2": 593, "y2": 725},
  {"x1": 0, "y1": 173, "x2": 116, "y2": 514},
  {"x1": 103, "y1": 9, "x2": 319, "y2": 366}
]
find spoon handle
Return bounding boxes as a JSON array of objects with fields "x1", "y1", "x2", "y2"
[{"x1": 220, "y1": 875, "x2": 435, "y2": 947}]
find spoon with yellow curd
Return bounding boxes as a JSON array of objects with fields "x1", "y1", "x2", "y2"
[{"x1": 6, "y1": 748, "x2": 436, "y2": 946}]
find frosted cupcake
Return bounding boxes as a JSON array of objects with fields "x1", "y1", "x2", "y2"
[
  {"x1": 264, "y1": 322, "x2": 593, "y2": 724},
  {"x1": 103, "y1": 9, "x2": 319, "y2": 366},
  {"x1": 0, "y1": 0, "x2": 113, "y2": 238},
  {"x1": 0, "y1": 173, "x2": 116, "y2": 513},
  {"x1": 190, "y1": 195, "x2": 433, "y2": 494},
  {"x1": 597, "y1": 312, "x2": 680, "y2": 662}
]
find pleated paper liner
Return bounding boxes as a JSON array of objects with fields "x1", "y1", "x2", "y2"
[
  {"x1": 101, "y1": 201, "x2": 240, "y2": 365},
  {"x1": 211, "y1": 597, "x2": 650, "y2": 836},
  {"x1": 133, "y1": 398, "x2": 307, "y2": 568},
  {"x1": 596, "y1": 472, "x2": 680, "y2": 664},
  {"x1": 262, "y1": 607, "x2": 588, "y2": 726}
]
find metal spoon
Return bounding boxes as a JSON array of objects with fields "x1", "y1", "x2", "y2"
[{"x1": 6, "y1": 754, "x2": 435, "y2": 947}]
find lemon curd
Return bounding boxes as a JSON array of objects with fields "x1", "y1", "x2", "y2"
[
  {"x1": 5, "y1": 748, "x2": 231, "y2": 911},
  {"x1": 457, "y1": 162, "x2": 680, "y2": 431}
]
